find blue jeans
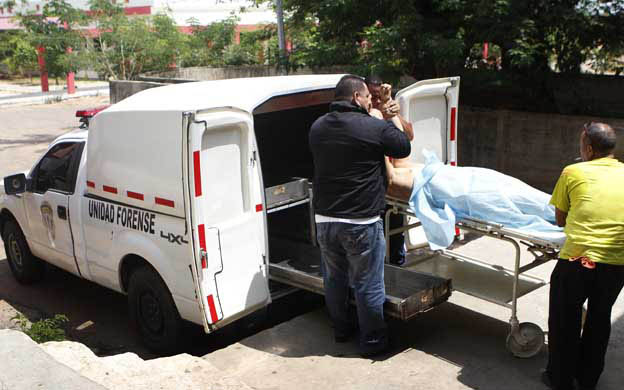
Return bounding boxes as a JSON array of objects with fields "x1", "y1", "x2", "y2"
[{"x1": 316, "y1": 220, "x2": 387, "y2": 349}]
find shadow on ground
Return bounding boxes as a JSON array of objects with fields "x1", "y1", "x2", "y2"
[{"x1": 0, "y1": 242, "x2": 324, "y2": 360}]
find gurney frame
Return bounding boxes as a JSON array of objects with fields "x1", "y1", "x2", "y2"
[{"x1": 385, "y1": 197, "x2": 560, "y2": 358}]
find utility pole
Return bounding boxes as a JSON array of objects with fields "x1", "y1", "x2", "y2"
[{"x1": 275, "y1": 0, "x2": 287, "y2": 74}]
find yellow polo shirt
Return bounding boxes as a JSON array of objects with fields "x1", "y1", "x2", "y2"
[{"x1": 550, "y1": 157, "x2": 624, "y2": 265}]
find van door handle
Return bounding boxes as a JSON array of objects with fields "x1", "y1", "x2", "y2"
[{"x1": 57, "y1": 206, "x2": 67, "y2": 220}]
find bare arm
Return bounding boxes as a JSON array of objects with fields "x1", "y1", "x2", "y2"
[
  {"x1": 555, "y1": 208, "x2": 567, "y2": 227},
  {"x1": 399, "y1": 115, "x2": 414, "y2": 141}
]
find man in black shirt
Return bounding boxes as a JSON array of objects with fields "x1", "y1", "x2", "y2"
[
  {"x1": 309, "y1": 75, "x2": 411, "y2": 357},
  {"x1": 366, "y1": 74, "x2": 414, "y2": 266}
]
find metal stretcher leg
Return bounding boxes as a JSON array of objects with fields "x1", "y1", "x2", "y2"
[{"x1": 500, "y1": 236, "x2": 545, "y2": 358}]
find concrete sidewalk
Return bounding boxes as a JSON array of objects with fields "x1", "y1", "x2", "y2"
[
  {"x1": 0, "y1": 82, "x2": 108, "y2": 106},
  {"x1": 0, "y1": 329, "x2": 106, "y2": 390}
]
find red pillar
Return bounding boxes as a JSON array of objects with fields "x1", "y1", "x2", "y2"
[
  {"x1": 66, "y1": 47, "x2": 75, "y2": 94},
  {"x1": 37, "y1": 46, "x2": 49, "y2": 93},
  {"x1": 483, "y1": 42, "x2": 489, "y2": 59}
]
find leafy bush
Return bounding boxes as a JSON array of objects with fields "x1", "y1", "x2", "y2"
[{"x1": 12, "y1": 313, "x2": 69, "y2": 343}]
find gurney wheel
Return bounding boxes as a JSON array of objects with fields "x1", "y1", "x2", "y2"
[{"x1": 506, "y1": 322, "x2": 544, "y2": 358}]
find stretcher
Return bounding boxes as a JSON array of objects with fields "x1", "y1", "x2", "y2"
[{"x1": 385, "y1": 197, "x2": 561, "y2": 358}]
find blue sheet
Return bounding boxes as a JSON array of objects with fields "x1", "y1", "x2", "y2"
[{"x1": 408, "y1": 150, "x2": 565, "y2": 250}]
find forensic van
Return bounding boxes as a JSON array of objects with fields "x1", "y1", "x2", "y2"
[{"x1": 0, "y1": 75, "x2": 459, "y2": 352}]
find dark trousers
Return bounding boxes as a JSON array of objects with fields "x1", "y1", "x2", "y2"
[
  {"x1": 384, "y1": 208, "x2": 406, "y2": 265},
  {"x1": 316, "y1": 220, "x2": 387, "y2": 351},
  {"x1": 547, "y1": 259, "x2": 624, "y2": 389}
]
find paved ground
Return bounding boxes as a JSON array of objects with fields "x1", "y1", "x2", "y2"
[
  {"x1": 0, "y1": 96, "x2": 109, "y2": 180},
  {"x1": 0, "y1": 80, "x2": 108, "y2": 106},
  {"x1": 1, "y1": 96, "x2": 623, "y2": 389}
]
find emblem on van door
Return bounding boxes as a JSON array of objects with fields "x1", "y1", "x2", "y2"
[
  {"x1": 40, "y1": 202, "x2": 55, "y2": 241},
  {"x1": 160, "y1": 231, "x2": 188, "y2": 245}
]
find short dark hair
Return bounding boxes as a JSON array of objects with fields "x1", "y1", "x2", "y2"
[
  {"x1": 583, "y1": 122, "x2": 617, "y2": 155},
  {"x1": 335, "y1": 75, "x2": 367, "y2": 101},
  {"x1": 365, "y1": 74, "x2": 383, "y2": 86}
]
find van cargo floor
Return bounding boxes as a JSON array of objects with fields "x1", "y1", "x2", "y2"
[{"x1": 268, "y1": 239, "x2": 452, "y2": 321}]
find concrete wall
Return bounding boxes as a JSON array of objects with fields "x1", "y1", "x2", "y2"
[
  {"x1": 142, "y1": 65, "x2": 351, "y2": 81},
  {"x1": 109, "y1": 80, "x2": 166, "y2": 103},
  {"x1": 459, "y1": 107, "x2": 624, "y2": 192}
]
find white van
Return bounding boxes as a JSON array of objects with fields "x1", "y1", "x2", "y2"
[{"x1": 0, "y1": 75, "x2": 458, "y2": 352}]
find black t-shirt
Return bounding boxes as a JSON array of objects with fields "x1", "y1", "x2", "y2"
[{"x1": 309, "y1": 100, "x2": 411, "y2": 218}]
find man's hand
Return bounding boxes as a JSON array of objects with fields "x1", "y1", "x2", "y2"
[
  {"x1": 380, "y1": 83, "x2": 392, "y2": 103},
  {"x1": 381, "y1": 99, "x2": 400, "y2": 119}
]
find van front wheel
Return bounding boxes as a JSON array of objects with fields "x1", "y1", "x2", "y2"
[
  {"x1": 128, "y1": 266, "x2": 183, "y2": 354},
  {"x1": 2, "y1": 220, "x2": 44, "y2": 284}
]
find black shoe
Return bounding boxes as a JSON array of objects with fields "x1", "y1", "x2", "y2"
[
  {"x1": 541, "y1": 370, "x2": 575, "y2": 390},
  {"x1": 541, "y1": 371, "x2": 554, "y2": 388},
  {"x1": 360, "y1": 335, "x2": 389, "y2": 358},
  {"x1": 390, "y1": 257, "x2": 406, "y2": 267}
]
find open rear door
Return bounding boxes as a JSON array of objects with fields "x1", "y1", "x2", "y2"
[
  {"x1": 185, "y1": 110, "x2": 270, "y2": 331},
  {"x1": 395, "y1": 77, "x2": 460, "y2": 247}
]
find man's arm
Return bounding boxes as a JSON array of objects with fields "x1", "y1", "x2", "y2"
[
  {"x1": 380, "y1": 119, "x2": 411, "y2": 159},
  {"x1": 555, "y1": 208, "x2": 567, "y2": 227},
  {"x1": 399, "y1": 115, "x2": 414, "y2": 141},
  {"x1": 382, "y1": 100, "x2": 414, "y2": 141},
  {"x1": 550, "y1": 168, "x2": 570, "y2": 227}
]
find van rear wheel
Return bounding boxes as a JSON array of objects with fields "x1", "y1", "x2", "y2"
[
  {"x1": 2, "y1": 220, "x2": 44, "y2": 284},
  {"x1": 128, "y1": 266, "x2": 183, "y2": 354}
]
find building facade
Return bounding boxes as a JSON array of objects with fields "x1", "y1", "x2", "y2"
[{"x1": 0, "y1": 0, "x2": 275, "y2": 35}]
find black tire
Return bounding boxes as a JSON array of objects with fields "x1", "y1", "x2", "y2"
[
  {"x1": 128, "y1": 266, "x2": 184, "y2": 355},
  {"x1": 2, "y1": 220, "x2": 44, "y2": 284}
]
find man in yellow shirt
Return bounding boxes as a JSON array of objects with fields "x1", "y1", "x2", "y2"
[{"x1": 544, "y1": 122, "x2": 624, "y2": 390}]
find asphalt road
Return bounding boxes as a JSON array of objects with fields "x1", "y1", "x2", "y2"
[{"x1": 1, "y1": 96, "x2": 623, "y2": 389}]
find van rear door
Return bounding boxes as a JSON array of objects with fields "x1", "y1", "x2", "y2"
[
  {"x1": 185, "y1": 110, "x2": 270, "y2": 330},
  {"x1": 395, "y1": 77, "x2": 460, "y2": 246}
]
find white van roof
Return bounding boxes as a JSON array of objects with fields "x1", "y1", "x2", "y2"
[{"x1": 108, "y1": 74, "x2": 345, "y2": 113}]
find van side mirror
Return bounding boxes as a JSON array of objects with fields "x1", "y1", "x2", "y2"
[{"x1": 4, "y1": 174, "x2": 27, "y2": 195}]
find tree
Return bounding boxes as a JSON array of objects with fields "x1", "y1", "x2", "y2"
[
  {"x1": 182, "y1": 15, "x2": 239, "y2": 67},
  {"x1": 84, "y1": 0, "x2": 185, "y2": 80},
  {"x1": 3, "y1": 0, "x2": 86, "y2": 82},
  {"x1": 253, "y1": 0, "x2": 623, "y2": 79},
  {"x1": 3, "y1": 33, "x2": 38, "y2": 80}
]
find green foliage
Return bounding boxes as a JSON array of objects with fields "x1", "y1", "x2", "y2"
[
  {"x1": 182, "y1": 15, "x2": 238, "y2": 67},
  {"x1": 84, "y1": 1, "x2": 188, "y2": 79},
  {"x1": 3, "y1": 0, "x2": 86, "y2": 79},
  {"x1": 1, "y1": 32, "x2": 38, "y2": 78},
  {"x1": 254, "y1": 0, "x2": 624, "y2": 78},
  {"x1": 12, "y1": 313, "x2": 69, "y2": 344}
]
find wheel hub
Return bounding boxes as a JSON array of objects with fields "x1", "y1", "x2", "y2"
[{"x1": 8, "y1": 233, "x2": 24, "y2": 271}]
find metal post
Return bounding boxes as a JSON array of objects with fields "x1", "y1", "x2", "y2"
[
  {"x1": 66, "y1": 47, "x2": 75, "y2": 94},
  {"x1": 275, "y1": 0, "x2": 287, "y2": 74},
  {"x1": 37, "y1": 46, "x2": 49, "y2": 93}
]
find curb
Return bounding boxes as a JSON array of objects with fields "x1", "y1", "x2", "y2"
[{"x1": 0, "y1": 88, "x2": 109, "y2": 107}]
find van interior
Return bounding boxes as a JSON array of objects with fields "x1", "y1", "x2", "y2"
[{"x1": 251, "y1": 90, "x2": 452, "y2": 320}]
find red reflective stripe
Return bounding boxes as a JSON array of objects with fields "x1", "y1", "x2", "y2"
[
  {"x1": 155, "y1": 197, "x2": 175, "y2": 207},
  {"x1": 198, "y1": 224, "x2": 206, "y2": 250},
  {"x1": 450, "y1": 161, "x2": 457, "y2": 166},
  {"x1": 450, "y1": 107, "x2": 457, "y2": 141},
  {"x1": 86, "y1": 180, "x2": 95, "y2": 188},
  {"x1": 103, "y1": 185, "x2": 118, "y2": 194},
  {"x1": 207, "y1": 294, "x2": 219, "y2": 323},
  {"x1": 127, "y1": 191, "x2": 144, "y2": 201},
  {"x1": 193, "y1": 151, "x2": 202, "y2": 197},
  {"x1": 256, "y1": 204, "x2": 263, "y2": 212},
  {"x1": 198, "y1": 224, "x2": 207, "y2": 268}
]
